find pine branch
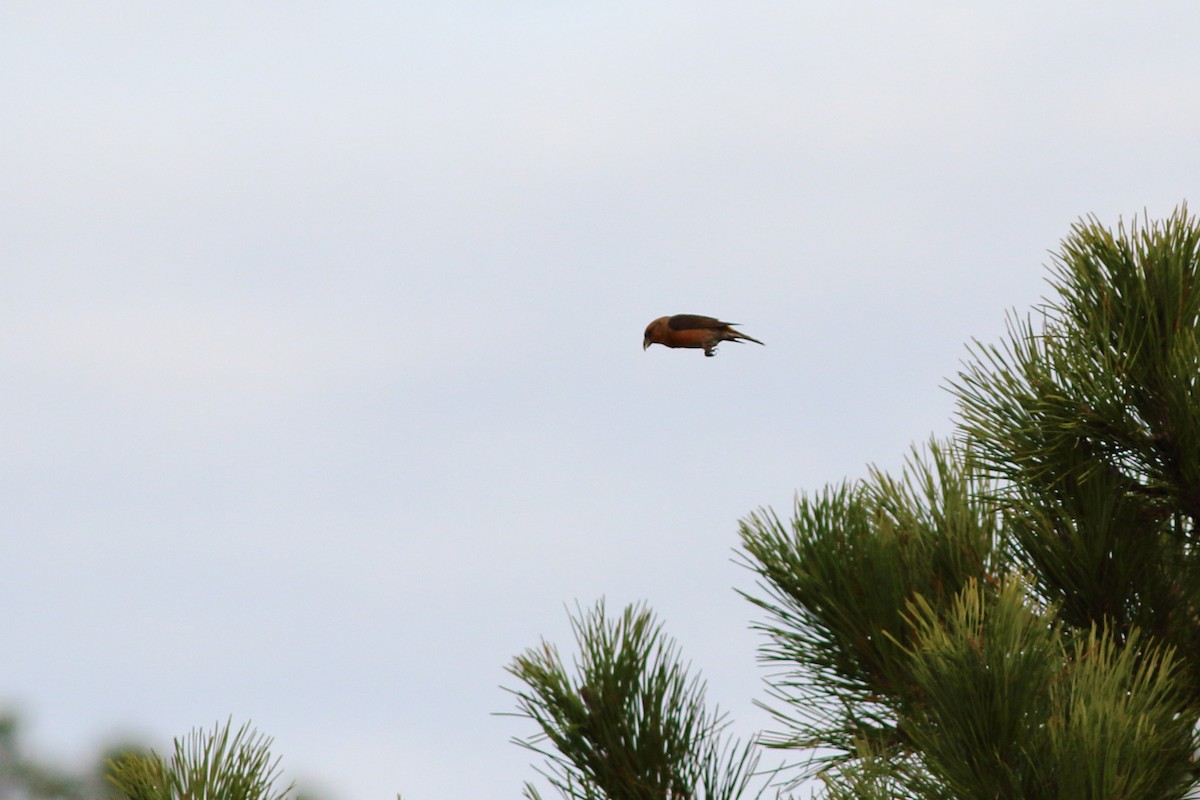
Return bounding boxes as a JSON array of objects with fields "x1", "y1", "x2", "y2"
[{"x1": 504, "y1": 601, "x2": 770, "y2": 800}]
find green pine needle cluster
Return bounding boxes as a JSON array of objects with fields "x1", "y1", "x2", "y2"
[
  {"x1": 106, "y1": 719, "x2": 293, "y2": 800},
  {"x1": 738, "y1": 441, "x2": 998, "y2": 759},
  {"x1": 734, "y1": 204, "x2": 1200, "y2": 799},
  {"x1": 505, "y1": 601, "x2": 768, "y2": 800}
]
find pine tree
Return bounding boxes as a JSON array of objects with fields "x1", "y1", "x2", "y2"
[
  {"x1": 738, "y1": 204, "x2": 1200, "y2": 799},
  {"x1": 505, "y1": 601, "x2": 769, "y2": 800}
]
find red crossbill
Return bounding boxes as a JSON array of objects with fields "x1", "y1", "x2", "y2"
[{"x1": 642, "y1": 314, "x2": 764, "y2": 357}]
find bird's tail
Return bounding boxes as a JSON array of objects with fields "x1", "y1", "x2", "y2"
[{"x1": 731, "y1": 329, "x2": 765, "y2": 346}]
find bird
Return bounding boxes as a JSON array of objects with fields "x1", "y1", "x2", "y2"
[{"x1": 642, "y1": 314, "x2": 765, "y2": 357}]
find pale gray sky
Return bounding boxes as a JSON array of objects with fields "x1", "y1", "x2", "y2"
[{"x1": 3, "y1": 3, "x2": 1198, "y2": 798}]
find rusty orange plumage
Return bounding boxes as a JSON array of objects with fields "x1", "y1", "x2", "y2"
[{"x1": 642, "y1": 314, "x2": 765, "y2": 357}]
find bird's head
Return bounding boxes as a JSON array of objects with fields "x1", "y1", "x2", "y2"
[{"x1": 643, "y1": 318, "x2": 664, "y2": 350}]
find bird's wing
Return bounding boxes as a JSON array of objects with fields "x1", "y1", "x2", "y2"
[{"x1": 668, "y1": 314, "x2": 733, "y2": 330}]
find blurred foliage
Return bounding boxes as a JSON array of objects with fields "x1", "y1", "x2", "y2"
[
  {"x1": 0, "y1": 712, "x2": 145, "y2": 800},
  {"x1": 0, "y1": 714, "x2": 316, "y2": 800}
]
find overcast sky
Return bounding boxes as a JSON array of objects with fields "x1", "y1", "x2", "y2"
[{"x1": 3, "y1": 3, "x2": 1198, "y2": 798}]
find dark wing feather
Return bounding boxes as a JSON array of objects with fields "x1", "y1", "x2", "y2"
[{"x1": 667, "y1": 314, "x2": 733, "y2": 331}]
